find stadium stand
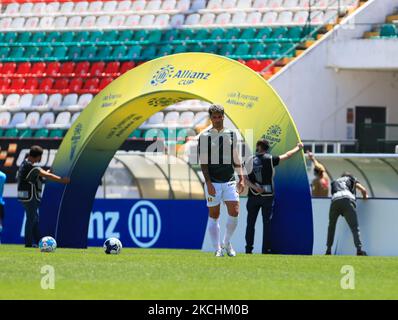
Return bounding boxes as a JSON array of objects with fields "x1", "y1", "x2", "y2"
[
  {"x1": 0, "y1": 0, "x2": 364, "y2": 140},
  {"x1": 362, "y1": 8, "x2": 398, "y2": 38}
]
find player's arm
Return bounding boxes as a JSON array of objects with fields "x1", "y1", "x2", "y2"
[
  {"x1": 198, "y1": 135, "x2": 216, "y2": 196},
  {"x1": 356, "y1": 183, "x2": 368, "y2": 199},
  {"x1": 232, "y1": 139, "x2": 245, "y2": 194},
  {"x1": 307, "y1": 151, "x2": 326, "y2": 172},
  {"x1": 39, "y1": 169, "x2": 70, "y2": 184},
  {"x1": 279, "y1": 142, "x2": 304, "y2": 162}
]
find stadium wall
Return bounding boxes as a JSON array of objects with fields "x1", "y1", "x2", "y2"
[{"x1": 270, "y1": 0, "x2": 398, "y2": 141}]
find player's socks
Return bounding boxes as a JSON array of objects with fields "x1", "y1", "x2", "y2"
[
  {"x1": 208, "y1": 218, "x2": 221, "y2": 251},
  {"x1": 223, "y1": 215, "x2": 238, "y2": 246}
]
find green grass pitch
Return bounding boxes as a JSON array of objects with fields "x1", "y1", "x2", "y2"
[{"x1": 1, "y1": 244, "x2": 398, "y2": 299}]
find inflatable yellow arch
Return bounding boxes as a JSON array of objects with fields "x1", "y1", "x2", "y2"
[{"x1": 40, "y1": 53, "x2": 313, "y2": 253}]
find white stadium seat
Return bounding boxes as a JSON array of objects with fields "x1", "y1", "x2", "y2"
[
  {"x1": 88, "y1": 1, "x2": 103, "y2": 13},
  {"x1": 179, "y1": 111, "x2": 195, "y2": 127},
  {"x1": 8, "y1": 112, "x2": 26, "y2": 128},
  {"x1": 324, "y1": 9, "x2": 338, "y2": 24},
  {"x1": 117, "y1": 0, "x2": 132, "y2": 12},
  {"x1": 232, "y1": 12, "x2": 247, "y2": 25},
  {"x1": 81, "y1": 16, "x2": 96, "y2": 28},
  {"x1": 191, "y1": 0, "x2": 207, "y2": 11},
  {"x1": 110, "y1": 15, "x2": 125, "y2": 27},
  {"x1": 247, "y1": 12, "x2": 262, "y2": 24},
  {"x1": 16, "y1": 112, "x2": 40, "y2": 129},
  {"x1": 311, "y1": 10, "x2": 324, "y2": 24},
  {"x1": 164, "y1": 111, "x2": 180, "y2": 126},
  {"x1": 39, "y1": 17, "x2": 54, "y2": 29},
  {"x1": 298, "y1": 0, "x2": 310, "y2": 8},
  {"x1": 70, "y1": 112, "x2": 81, "y2": 126},
  {"x1": 143, "y1": 112, "x2": 164, "y2": 128},
  {"x1": 176, "y1": 0, "x2": 191, "y2": 11},
  {"x1": 0, "y1": 112, "x2": 11, "y2": 128},
  {"x1": 34, "y1": 112, "x2": 55, "y2": 129},
  {"x1": 4, "y1": 94, "x2": 20, "y2": 111},
  {"x1": 277, "y1": 11, "x2": 293, "y2": 24},
  {"x1": 67, "y1": 16, "x2": 82, "y2": 28},
  {"x1": 77, "y1": 94, "x2": 93, "y2": 109},
  {"x1": 269, "y1": 0, "x2": 283, "y2": 8},
  {"x1": 4, "y1": 3, "x2": 20, "y2": 16},
  {"x1": 222, "y1": 0, "x2": 237, "y2": 9},
  {"x1": 103, "y1": 1, "x2": 118, "y2": 13},
  {"x1": 60, "y1": 2, "x2": 74, "y2": 14},
  {"x1": 20, "y1": 3, "x2": 34, "y2": 15},
  {"x1": 146, "y1": 0, "x2": 162, "y2": 11},
  {"x1": 200, "y1": 13, "x2": 216, "y2": 25},
  {"x1": 315, "y1": 0, "x2": 329, "y2": 8},
  {"x1": 19, "y1": 94, "x2": 34, "y2": 112},
  {"x1": 0, "y1": 95, "x2": 4, "y2": 107},
  {"x1": 207, "y1": 0, "x2": 223, "y2": 10},
  {"x1": 47, "y1": 111, "x2": 71, "y2": 129},
  {"x1": 154, "y1": 14, "x2": 170, "y2": 27},
  {"x1": 11, "y1": 18, "x2": 26, "y2": 29},
  {"x1": 32, "y1": 94, "x2": 49, "y2": 111},
  {"x1": 262, "y1": 11, "x2": 278, "y2": 24},
  {"x1": 237, "y1": 0, "x2": 252, "y2": 9},
  {"x1": 216, "y1": 13, "x2": 231, "y2": 25},
  {"x1": 131, "y1": 0, "x2": 147, "y2": 12},
  {"x1": 54, "y1": 16, "x2": 67, "y2": 29},
  {"x1": 284, "y1": 0, "x2": 299, "y2": 8},
  {"x1": 293, "y1": 10, "x2": 309, "y2": 24},
  {"x1": 0, "y1": 18, "x2": 12, "y2": 29},
  {"x1": 125, "y1": 15, "x2": 141, "y2": 27},
  {"x1": 62, "y1": 94, "x2": 79, "y2": 110},
  {"x1": 43, "y1": 2, "x2": 56, "y2": 14},
  {"x1": 161, "y1": 0, "x2": 177, "y2": 11},
  {"x1": 97, "y1": 15, "x2": 111, "y2": 28},
  {"x1": 185, "y1": 13, "x2": 200, "y2": 25},
  {"x1": 74, "y1": 1, "x2": 89, "y2": 13},
  {"x1": 193, "y1": 112, "x2": 209, "y2": 127},
  {"x1": 170, "y1": 14, "x2": 185, "y2": 27},
  {"x1": 140, "y1": 14, "x2": 155, "y2": 26},
  {"x1": 48, "y1": 94, "x2": 63, "y2": 111}
]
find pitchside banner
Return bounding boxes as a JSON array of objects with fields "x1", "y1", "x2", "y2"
[
  {"x1": 2, "y1": 198, "x2": 208, "y2": 249},
  {"x1": 39, "y1": 53, "x2": 313, "y2": 252}
]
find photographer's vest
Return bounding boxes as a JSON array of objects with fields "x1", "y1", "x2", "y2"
[
  {"x1": 248, "y1": 153, "x2": 275, "y2": 197},
  {"x1": 331, "y1": 176, "x2": 357, "y2": 202},
  {"x1": 17, "y1": 160, "x2": 42, "y2": 202}
]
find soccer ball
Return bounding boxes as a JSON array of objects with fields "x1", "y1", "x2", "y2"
[
  {"x1": 103, "y1": 238, "x2": 122, "y2": 254},
  {"x1": 39, "y1": 236, "x2": 57, "y2": 252}
]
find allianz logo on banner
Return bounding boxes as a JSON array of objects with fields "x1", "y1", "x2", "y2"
[
  {"x1": 88, "y1": 200, "x2": 161, "y2": 248},
  {"x1": 151, "y1": 64, "x2": 211, "y2": 86}
]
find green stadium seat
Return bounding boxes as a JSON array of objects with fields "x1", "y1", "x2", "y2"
[
  {"x1": 89, "y1": 31, "x2": 103, "y2": 43},
  {"x1": 24, "y1": 46, "x2": 39, "y2": 59},
  {"x1": 74, "y1": 32, "x2": 90, "y2": 43},
  {"x1": 45, "y1": 31, "x2": 61, "y2": 44},
  {"x1": 5, "y1": 128, "x2": 19, "y2": 138},
  {"x1": 133, "y1": 30, "x2": 149, "y2": 42},
  {"x1": 209, "y1": 28, "x2": 225, "y2": 40},
  {"x1": 30, "y1": 32, "x2": 46, "y2": 44},
  {"x1": 302, "y1": 26, "x2": 317, "y2": 38},
  {"x1": 281, "y1": 43, "x2": 296, "y2": 57},
  {"x1": 286, "y1": 27, "x2": 303, "y2": 41},
  {"x1": 16, "y1": 32, "x2": 32, "y2": 44},
  {"x1": 112, "y1": 45, "x2": 127, "y2": 59},
  {"x1": 0, "y1": 48, "x2": 10, "y2": 60},
  {"x1": 54, "y1": 46, "x2": 67, "y2": 60},
  {"x1": 4, "y1": 32, "x2": 18, "y2": 44},
  {"x1": 146, "y1": 30, "x2": 162, "y2": 43},
  {"x1": 380, "y1": 24, "x2": 397, "y2": 37},
  {"x1": 173, "y1": 45, "x2": 187, "y2": 54},
  {"x1": 127, "y1": 45, "x2": 142, "y2": 59},
  {"x1": 129, "y1": 129, "x2": 142, "y2": 139},
  {"x1": 102, "y1": 30, "x2": 118, "y2": 43},
  {"x1": 241, "y1": 28, "x2": 257, "y2": 40},
  {"x1": 271, "y1": 27, "x2": 288, "y2": 40},
  {"x1": 34, "y1": 128, "x2": 49, "y2": 138},
  {"x1": 179, "y1": 29, "x2": 195, "y2": 41},
  {"x1": 225, "y1": 28, "x2": 241, "y2": 40},
  {"x1": 234, "y1": 43, "x2": 251, "y2": 57},
  {"x1": 97, "y1": 46, "x2": 113, "y2": 60},
  {"x1": 0, "y1": 33, "x2": 4, "y2": 43},
  {"x1": 257, "y1": 27, "x2": 273, "y2": 40},
  {"x1": 81, "y1": 46, "x2": 97, "y2": 60},
  {"x1": 219, "y1": 44, "x2": 235, "y2": 56},
  {"x1": 10, "y1": 47, "x2": 25, "y2": 60},
  {"x1": 19, "y1": 129, "x2": 33, "y2": 138},
  {"x1": 40, "y1": 46, "x2": 54, "y2": 59},
  {"x1": 68, "y1": 46, "x2": 82, "y2": 59},
  {"x1": 59, "y1": 31, "x2": 75, "y2": 44},
  {"x1": 190, "y1": 43, "x2": 204, "y2": 52},
  {"x1": 203, "y1": 44, "x2": 219, "y2": 53},
  {"x1": 158, "y1": 44, "x2": 173, "y2": 56},
  {"x1": 141, "y1": 46, "x2": 156, "y2": 60},
  {"x1": 118, "y1": 30, "x2": 134, "y2": 42},
  {"x1": 49, "y1": 129, "x2": 64, "y2": 138},
  {"x1": 265, "y1": 43, "x2": 282, "y2": 58},
  {"x1": 250, "y1": 43, "x2": 266, "y2": 56},
  {"x1": 194, "y1": 29, "x2": 210, "y2": 41},
  {"x1": 163, "y1": 29, "x2": 179, "y2": 42}
]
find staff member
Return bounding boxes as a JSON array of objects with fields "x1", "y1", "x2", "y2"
[
  {"x1": 244, "y1": 139, "x2": 304, "y2": 254},
  {"x1": 17, "y1": 145, "x2": 70, "y2": 248},
  {"x1": 326, "y1": 172, "x2": 368, "y2": 256},
  {"x1": 307, "y1": 151, "x2": 330, "y2": 197}
]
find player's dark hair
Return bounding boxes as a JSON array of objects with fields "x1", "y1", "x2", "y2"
[
  {"x1": 208, "y1": 104, "x2": 224, "y2": 116},
  {"x1": 29, "y1": 145, "x2": 43, "y2": 158},
  {"x1": 256, "y1": 139, "x2": 270, "y2": 152},
  {"x1": 341, "y1": 171, "x2": 354, "y2": 179}
]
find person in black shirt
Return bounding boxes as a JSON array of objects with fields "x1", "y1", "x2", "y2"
[
  {"x1": 326, "y1": 172, "x2": 368, "y2": 256},
  {"x1": 244, "y1": 139, "x2": 304, "y2": 254},
  {"x1": 17, "y1": 145, "x2": 70, "y2": 248}
]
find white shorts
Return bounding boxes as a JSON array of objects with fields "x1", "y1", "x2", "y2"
[{"x1": 204, "y1": 181, "x2": 239, "y2": 207}]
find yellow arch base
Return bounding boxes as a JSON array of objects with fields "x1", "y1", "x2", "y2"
[{"x1": 40, "y1": 53, "x2": 313, "y2": 252}]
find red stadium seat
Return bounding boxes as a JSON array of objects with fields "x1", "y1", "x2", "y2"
[
  {"x1": 104, "y1": 62, "x2": 120, "y2": 77},
  {"x1": 81, "y1": 78, "x2": 99, "y2": 94},
  {"x1": 75, "y1": 61, "x2": 90, "y2": 77},
  {"x1": 15, "y1": 62, "x2": 32, "y2": 77},
  {"x1": 25, "y1": 78, "x2": 39, "y2": 92},
  {"x1": 39, "y1": 78, "x2": 54, "y2": 91},
  {"x1": 89, "y1": 62, "x2": 105, "y2": 77},
  {"x1": 99, "y1": 77, "x2": 113, "y2": 90},
  {"x1": 69, "y1": 78, "x2": 83, "y2": 92},
  {"x1": 59, "y1": 62, "x2": 76, "y2": 77},
  {"x1": 30, "y1": 62, "x2": 46, "y2": 77},
  {"x1": 120, "y1": 61, "x2": 135, "y2": 75},
  {"x1": 9, "y1": 78, "x2": 25, "y2": 93},
  {"x1": 246, "y1": 59, "x2": 262, "y2": 72},
  {"x1": 53, "y1": 78, "x2": 69, "y2": 93},
  {"x1": 45, "y1": 62, "x2": 61, "y2": 77},
  {"x1": 1, "y1": 63, "x2": 17, "y2": 75},
  {"x1": 0, "y1": 78, "x2": 11, "y2": 91}
]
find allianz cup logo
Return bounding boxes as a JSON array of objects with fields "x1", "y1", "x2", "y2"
[
  {"x1": 128, "y1": 200, "x2": 161, "y2": 248},
  {"x1": 151, "y1": 65, "x2": 175, "y2": 86},
  {"x1": 69, "y1": 123, "x2": 82, "y2": 160},
  {"x1": 263, "y1": 124, "x2": 282, "y2": 149}
]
